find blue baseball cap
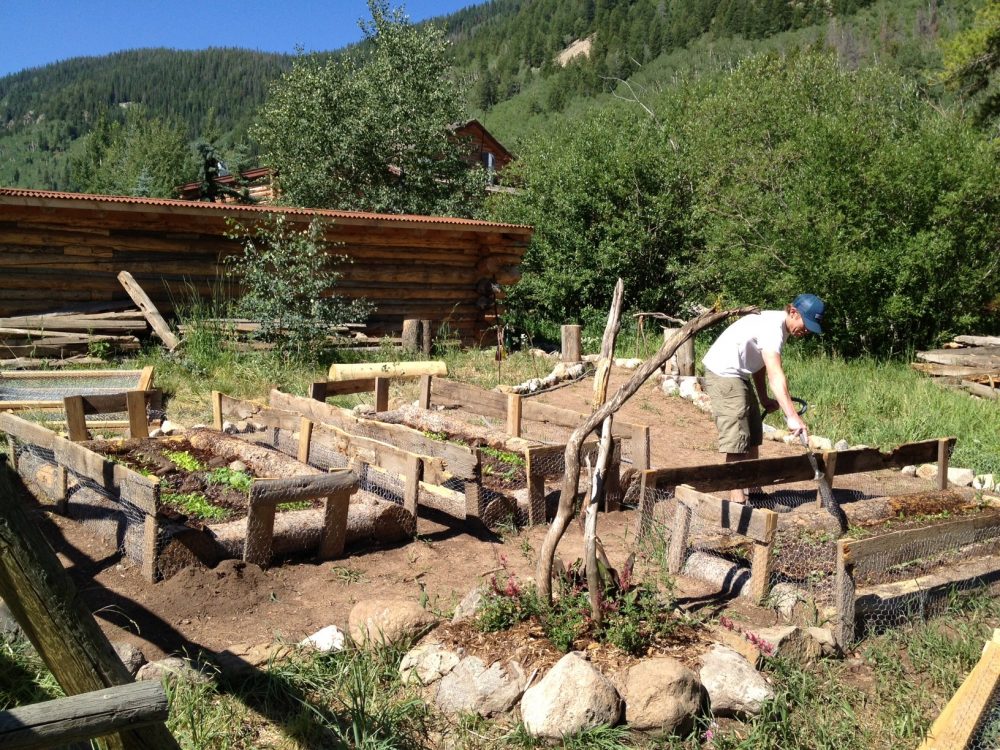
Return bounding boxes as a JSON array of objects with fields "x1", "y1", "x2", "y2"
[{"x1": 792, "y1": 294, "x2": 825, "y2": 335}]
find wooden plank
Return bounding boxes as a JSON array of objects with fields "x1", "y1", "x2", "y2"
[
  {"x1": 269, "y1": 389, "x2": 477, "y2": 479},
  {"x1": 315, "y1": 379, "x2": 375, "y2": 397},
  {"x1": 418, "y1": 375, "x2": 432, "y2": 409},
  {"x1": 116, "y1": 271, "x2": 180, "y2": 350},
  {"x1": 919, "y1": 631, "x2": 1000, "y2": 750},
  {"x1": 842, "y1": 511, "x2": 1000, "y2": 573},
  {"x1": 954, "y1": 335, "x2": 1000, "y2": 347},
  {"x1": 938, "y1": 437, "x2": 950, "y2": 490},
  {"x1": 374, "y1": 377, "x2": 390, "y2": 413},
  {"x1": 675, "y1": 485, "x2": 778, "y2": 544},
  {"x1": 916, "y1": 347, "x2": 1000, "y2": 368},
  {"x1": 403, "y1": 455, "x2": 422, "y2": 520},
  {"x1": 0, "y1": 681, "x2": 169, "y2": 750},
  {"x1": 136, "y1": 366, "x2": 154, "y2": 392},
  {"x1": 819, "y1": 450, "x2": 837, "y2": 509},
  {"x1": 667, "y1": 501, "x2": 692, "y2": 574},
  {"x1": 638, "y1": 470, "x2": 656, "y2": 539},
  {"x1": 297, "y1": 418, "x2": 313, "y2": 464},
  {"x1": 64, "y1": 396, "x2": 89, "y2": 442},
  {"x1": 125, "y1": 391, "x2": 148, "y2": 439},
  {"x1": 0, "y1": 369, "x2": 144, "y2": 380},
  {"x1": 309, "y1": 421, "x2": 446, "y2": 483},
  {"x1": 749, "y1": 541, "x2": 774, "y2": 605},
  {"x1": 507, "y1": 394, "x2": 522, "y2": 438},
  {"x1": 53, "y1": 438, "x2": 158, "y2": 515},
  {"x1": 0, "y1": 412, "x2": 58, "y2": 449},
  {"x1": 911, "y1": 362, "x2": 1000, "y2": 379},
  {"x1": 0, "y1": 466, "x2": 181, "y2": 750},
  {"x1": 632, "y1": 424, "x2": 651, "y2": 471},
  {"x1": 835, "y1": 540, "x2": 856, "y2": 649},
  {"x1": 217, "y1": 393, "x2": 301, "y2": 434},
  {"x1": 327, "y1": 360, "x2": 447, "y2": 381},
  {"x1": 141, "y1": 516, "x2": 158, "y2": 583},
  {"x1": 212, "y1": 391, "x2": 224, "y2": 431},
  {"x1": 249, "y1": 471, "x2": 358, "y2": 507},
  {"x1": 317, "y1": 489, "x2": 352, "y2": 560}
]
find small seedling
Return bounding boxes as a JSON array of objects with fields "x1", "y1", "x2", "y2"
[
  {"x1": 276, "y1": 501, "x2": 311, "y2": 511},
  {"x1": 162, "y1": 491, "x2": 229, "y2": 520},
  {"x1": 207, "y1": 467, "x2": 252, "y2": 493},
  {"x1": 164, "y1": 450, "x2": 205, "y2": 473}
]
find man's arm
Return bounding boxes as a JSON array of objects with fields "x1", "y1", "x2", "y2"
[
  {"x1": 751, "y1": 368, "x2": 778, "y2": 413},
  {"x1": 761, "y1": 350, "x2": 807, "y2": 434}
]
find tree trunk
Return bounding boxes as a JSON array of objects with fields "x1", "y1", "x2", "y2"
[
  {"x1": 377, "y1": 403, "x2": 534, "y2": 453},
  {"x1": 535, "y1": 305, "x2": 757, "y2": 603}
]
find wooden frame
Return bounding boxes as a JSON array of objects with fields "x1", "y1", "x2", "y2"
[
  {"x1": 835, "y1": 511, "x2": 1000, "y2": 648},
  {"x1": 668, "y1": 485, "x2": 779, "y2": 604},
  {"x1": 523, "y1": 439, "x2": 622, "y2": 525},
  {"x1": 918, "y1": 629, "x2": 1000, "y2": 749},
  {"x1": 0, "y1": 366, "x2": 156, "y2": 414},
  {"x1": 63, "y1": 390, "x2": 157, "y2": 441}
]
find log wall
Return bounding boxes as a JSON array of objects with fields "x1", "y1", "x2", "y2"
[{"x1": 0, "y1": 189, "x2": 532, "y2": 342}]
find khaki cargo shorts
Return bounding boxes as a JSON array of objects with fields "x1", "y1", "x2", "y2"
[{"x1": 703, "y1": 371, "x2": 762, "y2": 454}]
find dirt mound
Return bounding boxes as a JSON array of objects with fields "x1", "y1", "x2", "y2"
[{"x1": 156, "y1": 560, "x2": 271, "y2": 619}]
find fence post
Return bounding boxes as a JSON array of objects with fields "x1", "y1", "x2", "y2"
[
  {"x1": 835, "y1": 539, "x2": 856, "y2": 650},
  {"x1": 507, "y1": 393, "x2": 522, "y2": 438},
  {"x1": 561, "y1": 324, "x2": 581, "y2": 363},
  {"x1": 402, "y1": 319, "x2": 421, "y2": 353}
]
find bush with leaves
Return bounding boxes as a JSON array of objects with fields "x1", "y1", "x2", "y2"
[{"x1": 225, "y1": 214, "x2": 371, "y2": 360}]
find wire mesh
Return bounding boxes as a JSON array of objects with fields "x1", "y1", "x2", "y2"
[
  {"x1": 0, "y1": 372, "x2": 148, "y2": 426},
  {"x1": 970, "y1": 683, "x2": 1000, "y2": 750}
]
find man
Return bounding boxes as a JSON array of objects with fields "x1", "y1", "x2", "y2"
[{"x1": 701, "y1": 294, "x2": 825, "y2": 503}]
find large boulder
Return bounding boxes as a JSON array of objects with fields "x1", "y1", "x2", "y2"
[
  {"x1": 753, "y1": 625, "x2": 821, "y2": 662},
  {"x1": 521, "y1": 653, "x2": 621, "y2": 738},
  {"x1": 699, "y1": 645, "x2": 773, "y2": 716},
  {"x1": 348, "y1": 599, "x2": 438, "y2": 647},
  {"x1": 624, "y1": 656, "x2": 701, "y2": 734},
  {"x1": 112, "y1": 642, "x2": 147, "y2": 677},
  {"x1": 400, "y1": 642, "x2": 463, "y2": 686},
  {"x1": 434, "y1": 655, "x2": 526, "y2": 717}
]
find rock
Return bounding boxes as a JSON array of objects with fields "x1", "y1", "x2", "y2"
[
  {"x1": 833, "y1": 439, "x2": 850, "y2": 452},
  {"x1": 113, "y1": 642, "x2": 147, "y2": 677},
  {"x1": 191, "y1": 424, "x2": 208, "y2": 430},
  {"x1": 222, "y1": 421, "x2": 236, "y2": 434},
  {"x1": 435, "y1": 656, "x2": 526, "y2": 717},
  {"x1": 400, "y1": 642, "x2": 463, "y2": 686},
  {"x1": 764, "y1": 428, "x2": 789, "y2": 442},
  {"x1": 690, "y1": 392, "x2": 712, "y2": 412},
  {"x1": 353, "y1": 404, "x2": 376, "y2": 416},
  {"x1": 614, "y1": 357, "x2": 643, "y2": 369},
  {"x1": 948, "y1": 467, "x2": 975, "y2": 487},
  {"x1": 137, "y1": 656, "x2": 210, "y2": 684},
  {"x1": 699, "y1": 645, "x2": 773, "y2": 716},
  {"x1": 228, "y1": 460, "x2": 248, "y2": 473},
  {"x1": 678, "y1": 376, "x2": 702, "y2": 400},
  {"x1": 149, "y1": 428, "x2": 164, "y2": 438},
  {"x1": 661, "y1": 376, "x2": 680, "y2": 396},
  {"x1": 521, "y1": 653, "x2": 621, "y2": 738},
  {"x1": 214, "y1": 643, "x2": 295, "y2": 677},
  {"x1": 806, "y1": 627, "x2": 839, "y2": 657},
  {"x1": 451, "y1": 587, "x2": 486, "y2": 624},
  {"x1": 916, "y1": 463, "x2": 938, "y2": 481},
  {"x1": 0, "y1": 599, "x2": 22, "y2": 636},
  {"x1": 625, "y1": 656, "x2": 701, "y2": 733},
  {"x1": 767, "y1": 583, "x2": 810, "y2": 620},
  {"x1": 300, "y1": 625, "x2": 346, "y2": 652},
  {"x1": 159, "y1": 420, "x2": 178, "y2": 435},
  {"x1": 753, "y1": 626, "x2": 821, "y2": 662},
  {"x1": 782, "y1": 433, "x2": 802, "y2": 446},
  {"x1": 901, "y1": 465, "x2": 918, "y2": 477},
  {"x1": 348, "y1": 599, "x2": 438, "y2": 647},
  {"x1": 808, "y1": 435, "x2": 833, "y2": 451},
  {"x1": 582, "y1": 354, "x2": 600, "y2": 363},
  {"x1": 974, "y1": 474, "x2": 997, "y2": 491}
]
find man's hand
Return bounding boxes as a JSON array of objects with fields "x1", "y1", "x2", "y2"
[
  {"x1": 786, "y1": 414, "x2": 808, "y2": 437},
  {"x1": 760, "y1": 396, "x2": 780, "y2": 414}
]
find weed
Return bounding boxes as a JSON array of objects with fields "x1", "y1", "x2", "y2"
[
  {"x1": 162, "y1": 491, "x2": 229, "y2": 520},
  {"x1": 329, "y1": 565, "x2": 365, "y2": 583},
  {"x1": 164, "y1": 450, "x2": 205, "y2": 472}
]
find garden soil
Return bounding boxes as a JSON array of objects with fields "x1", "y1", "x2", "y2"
[{"x1": 24, "y1": 369, "x2": 800, "y2": 662}]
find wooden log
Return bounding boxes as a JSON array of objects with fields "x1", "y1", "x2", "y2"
[
  {"x1": 249, "y1": 471, "x2": 358, "y2": 507},
  {"x1": 676, "y1": 338, "x2": 695, "y2": 377},
  {"x1": 953, "y1": 335, "x2": 1000, "y2": 347},
  {"x1": 961, "y1": 380, "x2": 999, "y2": 399},
  {"x1": 328, "y1": 360, "x2": 447, "y2": 381},
  {"x1": 675, "y1": 485, "x2": 778, "y2": 544},
  {"x1": 421, "y1": 319, "x2": 433, "y2": 356},
  {"x1": 309, "y1": 421, "x2": 446, "y2": 484},
  {"x1": 0, "y1": 680, "x2": 170, "y2": 750},
  {"x1": 0, "y1": 470, "x2": 181, "y2": 750},
  {"x1": 916, "y1": 347, "x2": 1000, "y2": 368},
  {"x1": 318, "y1": 487, "x2": 353, "y2": 560},
  {"x1": 185, "y1": 428, "x2": 321, "y2": 479},
  {"x1": 403, "y1": 454, "x2": 422, "y2": 520},
  {"x1": 402, "y1": 319, "x2": 421, "y2": 352},
  {"x1": 561, "y1": 325, "x2": 581, "y2": 363},
  {"x1": 632, "y1": 424, "x2": 651, "y2": 471},
  {"x1": 818, "y1": 450, "x2": 837, "y2": 509},
  {"x1": 120, "y1": 270, "x2": 186, "y2": 350},
  {"x1": 910, "y1": 362, "x2": 1000, "y2": 379}
]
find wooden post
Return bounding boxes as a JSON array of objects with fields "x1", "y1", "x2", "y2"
[
  {"x1": 561, "y1": 324, "x2": 582, "y2": 363},
  {"x1": 54, "y1": 465, "x2": 68, "y2": 516},
  {"x1": 141, "y1": 516, "x2": 158, "y2": 584},
  {"x1": 0, "y1": 471, "x2": 182, "y2": 749},
  {"x1": 317, "y1": 489, "x2": 352, "y2": 560},
  {"x1": 402, "y1": 319, "x2": 421, "y2": 353},
  {"x1": 835, "y1": 539, "x2": 856, "y2": 650},
  {"x1": 309, "y1": 381, "x2": 328, "y2": 402},
  {"x1": 937, "y1": 437, "x2": 950, "y2": 491},
  {"x1": 506, "y1": 393, "x2": 522, "y2": 437},
  {"x1": 465, "y1": 451, "x2": 482, "y2": 522},
  {"x1": 421, "y1": 319, "x2": 433, "y2": 356},
  {"x1": 125, "y1": 391, "x2": 148, "y2": 440},
  {"x1": 418, "y1": 374, "x2": 432, "y2": 410},
  {"x1": 116, "y1": 271, "x2": 181, "y2": 351},
  {"x1": 243, "y1": 501, "x2": 277, "y2": 567},
  {"x1": 667, "y1": 501, "x2": 693, "y2": 574},
  {"x1": 638, "y1": 471, "x2": 655, "y2": 539},
  {"x1": 5, "y1": 435, "x2": 16, "y2": 473},
  {"x1": 748, "y1": 511, "x2": 778, "y2": 604},
  {"x1": 676, "y1": 338, "x2": 695, "y2": 377},
  {"x1": 211, "y1": 390, "x2": 224, "y2": 431},
  {"x1": 605, "y1": 445, "x2": 622, "y2": 512},
  {"x1": 64, "y1": 396, "x2": 88, "y2": 442},
  {"x1": 374, "y1": 377, "x2": 390, "y2": 413},
  {"x1": 297, "y1": 417, "x2": 314, "y2": 465},
  {"x1": 403, "y1": 455, "x2": 422, "y2": 521},
  {"x1": 818, "y1": 450, "x2": 838, "y2": 508},
  {"x1": 632, "y1": 424, "x2": 651, "y2": 471}
]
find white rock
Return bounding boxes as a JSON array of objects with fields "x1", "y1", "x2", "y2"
[
  {"x1": 916, "y1": 463, "x2": 938, "y2": 481},
  {"x1": 136, "y1": 656, "x2": 210, "y2": 684},
  {"x1": 833, "y1": 439, "x2": 850, "y2": 452},
  {"x1": 353, "y1": 404, "x2": 376, "y2": 416},
  {"x1": 566, "y1": 363, "x2": 586, "y2": 378},
  {"x1": 805, "y1": 626, "x2": 839, "y2": 657},
  {"x1": 582, "y1": 354, "x2": 600, "y2": 363},
  {"x1": 113, "y1": 642, "x2": 147, "y2": 677},
  {"x1": 661, "y1": 377, "x2": 680, "y2": 396},
  {"x1": 148, "y1": 428, "x2": 164, "y2": 438},
  {"x1": 625, "y1": 656, "x2": 701, "y2": 732},
  {"x1": 435, "y1": 656, "x2": 526, "y2": 717},
  {"x1": 699, "y1": 645, "x2": 773, "y2": 716},
  {"x1": 754, "y1": 625, "x2": 821, "y2": 662},
  {"x1": 521, "y1": 653, "x2": 621, "y2": 738},
  {"x1": 348, "y1": 599, "x2": 438, "y2": 646},
  {"x1": 974, "y1": 474, "x2": 997, "y2": 491},
  {"x1": 678, "y1": 376, "x2": 702, "y2": 400},
  {"x1": 782, "y1": 433, "x2": 802, "y2": 446},
  {"x1": 901, "y1": 465, "x2": 918, "y2": 477},
  {"x1": 767, "y1": 583, "x2": 809, "y2": 620},
  {"x1": 400, "y1": 642, "x2": 462, "y2": 685},
  {"x1": 808, "y1": 435, "x2": 833, "y2": 451},
  {"x1": 222, "y1": 421, "x2": 236, "y2": 434},
  {"x1": 190, "y1": 423, "x2": 208, "y2": 430},
  {"x1": 159, "y1": 420, "x2": 177, "y2": 435},
  {"x1": 451, "y1": 587, "x2": 485, "y2": 624},
  {"x1": 948, "y1": 467, "x2": 975, "y2": 487},
  {"x1": 614, "y1": 357, "x2": 643, "y2": 369},
  {"x1": 300, "y1": 625, "x2": 346, "y2": 652},
  {"x1": 228, "y1": 460, "x2": 248, "y2": 473}
]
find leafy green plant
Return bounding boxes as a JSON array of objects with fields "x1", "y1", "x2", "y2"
[
  {"x1": 277, "y1": 501, "x2": 312, "y2": 512},
  {"x1": 162, "y1": 491, "x2": 229, "y2": 521},
  {"x1": 207, "y1": 467, "x2": 252, "y2": 493},
  {"x1": 164, "y1": 450, "x2": 204, "y2": 472},
  {"x1": 480, "y1": 446, "x2": 526, "y2": 467}
]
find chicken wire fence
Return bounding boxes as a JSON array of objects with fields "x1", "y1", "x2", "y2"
[
  {"x1": 0, "y1": 371, "x2": 158, "y2": 428},
  {"x1": 970, "y1": 687, "x2": 1000, "y2": 750},
  {"x1": 636, "y1": 462, "x2": 998, "y2": 643}
]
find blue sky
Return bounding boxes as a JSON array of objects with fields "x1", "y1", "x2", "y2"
[{"x1": 0, "y1": 1, "x2": 476, "y2": 78}]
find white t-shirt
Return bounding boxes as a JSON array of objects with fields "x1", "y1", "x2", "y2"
[{"x1": 702, "y1": 310, "x2": 788, "y2": 379}]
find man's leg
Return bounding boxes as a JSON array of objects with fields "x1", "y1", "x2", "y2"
[{"x1": 725, "y1": 446, "x2": 758, "y2": 503}]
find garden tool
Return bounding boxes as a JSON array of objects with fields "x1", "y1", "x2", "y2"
[{"x1": 800, "y1": 432, "x2": 849, "y2": 535}]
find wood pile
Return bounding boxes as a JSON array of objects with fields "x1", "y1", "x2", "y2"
[
  {"x1": 0, "y1": 302, "x2": 148, "y2": 364},
  {"x1": 176, "y1": 319, "x2": 400, "y2": 351},
  {"x1": 913, "y1": 335, "x2": 1000, "y2": 399}
]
